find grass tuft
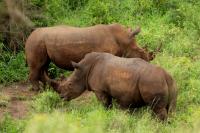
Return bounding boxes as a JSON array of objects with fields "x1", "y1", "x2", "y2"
[{"x1": 31, "y1": 89, "x2": 63, "y2": 113}]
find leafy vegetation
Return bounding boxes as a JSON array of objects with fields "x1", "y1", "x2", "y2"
[
  {"x1": 0, "y1": 0, "x2": 200, "y2": 132},
  {"x1": 0, "y1": 43, "x2": 28, "y2": 84}
]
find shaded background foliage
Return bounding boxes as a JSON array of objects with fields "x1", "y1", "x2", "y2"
[
  {"x1": 0, "y1": 1, "x2": 199, "y2": 45},
  {"x1": 0, "y1": 0, "x2": 200, "y2": 52}
]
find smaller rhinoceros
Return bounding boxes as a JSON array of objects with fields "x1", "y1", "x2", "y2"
[{"x1": 48, "y1": 52, "x2": 177, "y2": 121}]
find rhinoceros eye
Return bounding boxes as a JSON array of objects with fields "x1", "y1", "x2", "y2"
[{"x1": 68, "y1": 82, "x2": 72, "y2": 86}]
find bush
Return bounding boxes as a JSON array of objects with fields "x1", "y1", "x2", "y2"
[
  {"x1": 85, "y1": 0, "x2": 120, "y2": 24},
  {"x1": 65, "y1": 0, "x2": 89, "y2": 10},
  {"x1": 0, "y1": 46, "x2": 28, "y2": 84},
  {"x1": 48, "y1": 63, "x2": 72, "y2": 79}
]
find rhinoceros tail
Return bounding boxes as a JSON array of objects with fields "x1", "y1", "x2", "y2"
[
  {"x1": 166, "y1": 73, "x2": 177, "y2": 113},
  {"x1": 168, "y1": 81, "x2": 177, "y2": 113}
]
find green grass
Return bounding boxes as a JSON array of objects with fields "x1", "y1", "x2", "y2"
[
  {"x1": 23, "y1": 110, "x2": 200, "y2": 133},
  {"x1": 0, "y1": 0, "x2": 200, "y2": 132},
  {"x1": 31, "y1": 89, "x2": 63, "y2": 113},
  {"x1": 0, "y1": 115, "x2": 26, "y2": 133},
  {"x1": 22, "y1": 92, "x2": 200, "y2": 133}
]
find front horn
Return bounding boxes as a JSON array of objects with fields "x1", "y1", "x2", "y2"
[
  {"x1": 71, "y1": 61, "x2": 81, "y2": 69},
  {"x1": 129, "y1": 26, "x2": 141, "y2": 38}
]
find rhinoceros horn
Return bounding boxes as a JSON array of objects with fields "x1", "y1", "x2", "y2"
[
  {"x1": 44, "y1": 72, "x2": 60, "y2": 92},
  {"x1": 149, "y1": 42, "x2": 163, "y2": 60},
  {"x1": 155, "y1": 42, "x2": 163, "y2": 53}
]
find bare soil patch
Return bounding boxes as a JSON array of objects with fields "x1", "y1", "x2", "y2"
[
  {"x1": 0, "y1": 82, "x2": 94, "y2": 120},
  {"x1": 0, "y1": 83, "x2": 36, "y2": 119}
]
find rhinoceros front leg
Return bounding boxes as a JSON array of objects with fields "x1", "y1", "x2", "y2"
[{"x1": 95, "y1": 91, "x2": 112, "y2": 109}]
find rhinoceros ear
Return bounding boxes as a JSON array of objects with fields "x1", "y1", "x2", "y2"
[
  {"x1": 71, "y1": 61, "x2": 81, "y2": 69},
  {"x1": 129, "y1": 27, "x2": 141, "y2": 38}
]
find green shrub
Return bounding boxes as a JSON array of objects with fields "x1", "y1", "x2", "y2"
[
  {"x1": 165, "y1": 9, "x2": 185, "y2": 28},
  {"x1": 85, "y1": 0, "x2": 120, "y2": 24},
  {"x1": 48, "y1": 63, "x2": 72, "y2": 79},
  {"x1": 65, "y1": 0, "x2": 89, "y2": 10},
  {"x1": 0, "y1": 50, "x2": 28, "y2": 84}
]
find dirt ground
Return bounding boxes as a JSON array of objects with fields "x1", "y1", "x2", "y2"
[
  {"x1": 0, "y1": 82, "x2": 93, "y2": 120},
  {"x1": 0, "y1": 83, "x2": 37, "y2": 119}
]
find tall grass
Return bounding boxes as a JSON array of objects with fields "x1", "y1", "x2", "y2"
[
  {"x1": 0, "y1": 115, "x2": 26, "y2": 133},
  {"x1": 31, "y1": 89, "x2": 63, "y2": 113},
  {"x1": 0, "y1": 43, "x2": 28, "y2": 84},
  {"x1": 24, "y1": 93, "x2": 200, "y2": 133}
]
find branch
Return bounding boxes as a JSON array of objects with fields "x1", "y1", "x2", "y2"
[{"x1": 5, "y1": 0, "x2": 34, "y2": 28}]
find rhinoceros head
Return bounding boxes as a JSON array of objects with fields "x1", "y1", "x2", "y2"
[
  {"x1": 124, "y1": 27, "x2": 155, "y2": 61},
  {"x1": 46, "y1": 63, "x2": 86, "y2": 101},
  {"x1": 53, "y1": 54, "x2": 100, "y2": 101},
  {"x1": 58, "y1": 63, "x2": 86, "y2": 101}
]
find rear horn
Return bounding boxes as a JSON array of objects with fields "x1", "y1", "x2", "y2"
[
  {"x1": 71, "y1": 61, "x2": 81, "y2": 69},
  {"x1": 130, "y1": 27, "x2": 141, "y2": 38},
  {"x1": 142, "y1": 44, "x2": 148, "y2": 51},
  {"x1": 151, "y1": 42, "x2": 163, "y2": 59},
  {"x1": 155, "y1": 42, "x2": 163, "y2": 53}
]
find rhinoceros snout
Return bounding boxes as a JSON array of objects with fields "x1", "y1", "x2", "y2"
[{"x1": 60, "y1": 94, "x2": 65, "y2": 99}]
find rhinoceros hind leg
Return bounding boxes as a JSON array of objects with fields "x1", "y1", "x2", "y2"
[
  {"x1": 153, "y1": 107, "x2": 167, "y2": 121},
  {"x1": 151, "y1": 99, "x2": 168, "y2": 121},
  {"x1": 141, "y1": 92, "x2": 168, "y2": 121}
]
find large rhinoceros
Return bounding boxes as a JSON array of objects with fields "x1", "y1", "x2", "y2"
[
  {"x1": 25, "y1": 23, "x2": 155, "y2": 91},
  {"x1": 48, "y1": 52, "x2": 177, "y2": 121}
]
